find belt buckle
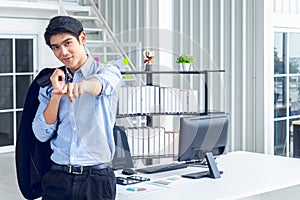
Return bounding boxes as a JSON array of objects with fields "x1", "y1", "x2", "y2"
[{"x1": 68, "y1": 165, "x2": 83, "y2": 174}]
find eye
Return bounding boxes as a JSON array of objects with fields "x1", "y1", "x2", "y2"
[
  {"x1": 65, "y1": 41, "x2": 72, "y2": 46},
  {"x1": 51, "y1": 45, "x2": 59, "y2": 51}
]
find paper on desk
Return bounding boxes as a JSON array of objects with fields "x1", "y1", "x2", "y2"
[
  {"x1": 117, "y1": 175, "x2": 186, "y2": 196},
  {"x1": 117, "y1": 182, "x2": 163, "y2": 196},
  {"x1": 148, "y1": 175, "x2": 184, "y2": 188}
]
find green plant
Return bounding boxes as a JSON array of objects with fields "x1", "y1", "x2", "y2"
[{"x1": 176, "y1": 54, "x2": 195, "y2": 64}]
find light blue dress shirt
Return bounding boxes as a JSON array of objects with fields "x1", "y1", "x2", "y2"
[{"x1": 32, "y1": 56, "x2": 122, "y2": 166}]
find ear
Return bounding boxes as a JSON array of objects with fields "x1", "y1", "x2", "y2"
[{"x1": 79, "y1": 31, "x2": 87, "y2": 45}]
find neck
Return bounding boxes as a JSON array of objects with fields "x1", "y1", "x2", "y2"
[{"x1": 69, "y1": 54, "x2": 88, "y2": 75}]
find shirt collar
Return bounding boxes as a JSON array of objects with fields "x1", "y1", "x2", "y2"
[
  {"x1": 79, "y1": 55, "x2": 93, "y2": 78},
  {"x1": 64, "y1": 54, "x2": 94, "y2": 80}
]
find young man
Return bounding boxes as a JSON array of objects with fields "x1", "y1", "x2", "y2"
[{"x1": 32, "y1": 16, "x2": 121, "y2": 200}]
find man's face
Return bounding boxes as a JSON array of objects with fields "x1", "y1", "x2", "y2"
[{"x1": 49, "y1": 32, "x2": 87, "y2": 73}]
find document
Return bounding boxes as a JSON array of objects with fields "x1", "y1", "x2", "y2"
[
  {"x1": 117, "y1": 182, "x2": 161, "y2": 197},
  {"x1": 148, "y1": 175, "x2": 184, "y2": 188}
]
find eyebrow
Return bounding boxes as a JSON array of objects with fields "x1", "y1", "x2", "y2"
[{"x1": 50, "y1": 37, "x2": 73, "y2": 48}]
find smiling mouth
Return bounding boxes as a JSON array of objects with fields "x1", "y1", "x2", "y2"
[{"x1": 63, "y1": 57, "x2": 72, "y2": 62}]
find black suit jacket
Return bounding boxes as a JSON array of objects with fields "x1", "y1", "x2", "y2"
[{"x1": 15, "y1": 67, "x2": 64, "y2": 200}]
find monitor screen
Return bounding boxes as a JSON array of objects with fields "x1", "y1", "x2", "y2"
[
  {"x1": 178, "y1": 113, "x2": 229, "y2": 162},
  {"x1": 177, "y1": 113, "x2": 229, "y2": 179}
]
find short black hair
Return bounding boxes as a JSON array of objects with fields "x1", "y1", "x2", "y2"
[{"x1": 44, "y1": 16, "x2": 84, "y2": 47}]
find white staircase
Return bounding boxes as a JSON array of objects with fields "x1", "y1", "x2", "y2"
[{"x1": 59, "y1": 0, "x2": 141, "y2": 71}]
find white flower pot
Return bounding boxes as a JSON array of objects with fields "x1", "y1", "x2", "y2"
[{"x1": 180, "y1": 63, "x2": 191, "y2": 71}]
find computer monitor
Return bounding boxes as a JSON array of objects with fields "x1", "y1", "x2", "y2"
[{"x1": 178, "y1": 113, "x2": 229, "y2": 179}]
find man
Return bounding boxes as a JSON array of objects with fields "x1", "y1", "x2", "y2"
[{"x1": 32, "y1": 16, "x2": 121, "y2": 200}]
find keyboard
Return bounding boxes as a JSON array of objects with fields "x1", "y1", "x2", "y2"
[{"x1": 136, "y1": 163, "x2": 187, "y2": 174}]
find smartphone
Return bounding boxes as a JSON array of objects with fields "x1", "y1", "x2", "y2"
[
  {"x1": 116, "y1": 177, "x2": 140, "y2": 185},
  {"x1": 116, "y1": 176, "x2": 150, "y2": 185},
  {"x1": 128, "y1": 175, "x2": 150, "y2": 182}
]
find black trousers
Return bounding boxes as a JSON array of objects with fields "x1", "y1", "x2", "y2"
[{"x1": 41, "y1": 167, "x2": 116, "y2": 200}]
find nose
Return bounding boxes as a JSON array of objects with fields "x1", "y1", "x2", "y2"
[{"x1": 61, "y1": 46, "x2": 69, "y2": 56}]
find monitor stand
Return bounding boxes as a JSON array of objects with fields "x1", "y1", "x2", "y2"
[{"x1": 181, "y1": 152, "x2": 222, "y2": 179}]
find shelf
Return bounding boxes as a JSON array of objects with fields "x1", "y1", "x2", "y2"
[
  {"x1": 116, "y1": 111, "x2": 226, "y2": 118},
  {"x1": 120, "y1": 70, "x2": 225, "y2": 75},
  {"x1": 116, "y1": 67, "x2": 226, "y2": 163},
  {"x1": 120, "y1": 69, "x2": 226, "y2": 115}
]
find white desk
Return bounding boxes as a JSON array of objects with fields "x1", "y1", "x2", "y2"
[{"x1": 115, "y1": 151, "x2": 300, "y2": 200}]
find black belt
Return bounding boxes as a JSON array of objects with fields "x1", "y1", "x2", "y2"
[{"x1": 51, "y1": 163, "x2": 111, "y2": 175}]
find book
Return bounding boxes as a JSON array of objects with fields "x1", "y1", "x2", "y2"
[
  {"x1": 132, "y1": 127, "x2": 139, "y2": 156},
  {"x1": 127, "y1": 86, "x2": 134, "y2": 114},
  {"x1": 188, "y1": 89, "x2": 198, "y2": 113},
  {"x1": 154, "y1": 85, "x2": 160, "y2": 113},
  {"x1": 148, "y1": 127, "x2": 156, "y2": 156},
  {"x1": 125, "y1": 128, "x2": 134, "y2": 155},
  {"x1": 141, "y1": 86, "x2": 147, "y2": 114},
  {"x1": 147, "y1": 86, "x2": 155, "y2": 114},
  {"x1": 135, "y1": 86, "x2": 142, "y2": 114},
  {"x1": 118, "y1": 87, "x2": 125, "y2": 115}
]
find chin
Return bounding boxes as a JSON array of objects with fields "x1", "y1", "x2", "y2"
[{"x1": 64, "y1": 63, "x2": 74, "y2": 68}]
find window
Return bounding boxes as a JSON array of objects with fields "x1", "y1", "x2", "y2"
[
  {"x1": 274, "y1": 31, "x2": 300, "y2": 156},
  {"x1": 0, "y1": 36, "x2": 35, "y2": 151}
]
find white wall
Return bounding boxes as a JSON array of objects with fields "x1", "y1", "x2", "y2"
[
  {"x1": 170, "y1": 0, "x2": 268, "y2": 153},
  {"x1": 0, "y1": 5, "x2": 66, "y2": 72}
]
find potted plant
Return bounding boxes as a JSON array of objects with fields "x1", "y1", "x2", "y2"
[{"x1": 176, "y1": 54, "x2": 195, "y2": 71}]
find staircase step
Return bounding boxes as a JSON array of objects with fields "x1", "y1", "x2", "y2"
[
  {"x1": 70, "y1": 15, "x2": 99, "y2": 21},
  {"x1": 86, "y1": 41, "x2": 118, "y2": 46},
  {"x1": 90, "y1": 52, "x2": 121, "y2": 56},
  {"x1": 86, "y1": 40, "x2": 105, "y2": 44},
  {"x1": 86, "y1": 41, "x2": 140, "y2": 47},
  {"x1": 84, "y1": 28, "x2": 103, "y2": 32}
]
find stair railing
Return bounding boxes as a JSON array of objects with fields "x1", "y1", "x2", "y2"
[{"x1": 87, "y1": 0, "x2": 137, "y2": 71}]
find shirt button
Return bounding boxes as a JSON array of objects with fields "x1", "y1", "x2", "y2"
[
  {"x1": 70, "y1": 112, "x2": 74, "y2": 116},
  {"x1": 73, "y1": 127, "x2": 77, "y2": 131}
]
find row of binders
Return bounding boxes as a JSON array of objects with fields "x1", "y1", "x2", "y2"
[
  {"x1": 124, "y1": 126, "x2": 179, "y2": 158},
  {"x1": 118, "y1": 86, "x2": 199, "y2": 115}
]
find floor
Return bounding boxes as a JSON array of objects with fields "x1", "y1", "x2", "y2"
[{"x1": 0, "y1": 152, "x2": 27, "y2": 200}]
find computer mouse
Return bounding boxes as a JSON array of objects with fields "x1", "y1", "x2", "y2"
[{"x1": 122, "y1": 168, "x2": 137, "y2": 175}]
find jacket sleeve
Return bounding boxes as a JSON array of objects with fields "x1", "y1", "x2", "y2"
[{"x1": 32, "y1": 86, "x2": 57, "y2": 142}]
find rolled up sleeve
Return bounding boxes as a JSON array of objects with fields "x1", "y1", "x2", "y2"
[
  {"x1": 32, "y1": 87, "x2": 57, "y2": 142},
  {"x1": 91, "y1": 64, "x2": 122, "y2": 96}
]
